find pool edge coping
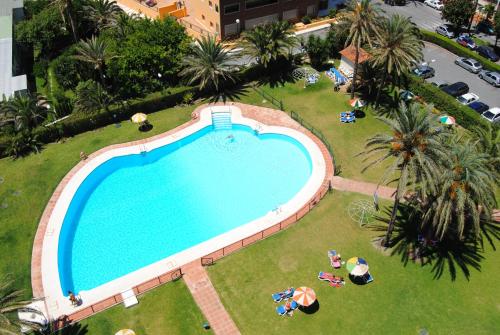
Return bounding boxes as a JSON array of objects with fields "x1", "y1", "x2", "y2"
[{"x1": 31, "y1": 102, "x2": 334, "y2": 325}]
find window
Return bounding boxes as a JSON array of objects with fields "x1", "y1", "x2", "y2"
[
  {"x1": 224, "y1": 3, "x2": 239, "y2": 14},
  {"x1": 202, "y1": 14, "x2": 205, "y2": 20},
  {"x1": 245, "y1": 0, "x2": 278, "y2": 10},
  {"x1": 215, "y1": 4, "x2": 219, "y2": 12},
  {"x1": 209, "y1": 1, "x2": 212, "y2": 7},
  {"x1": 210, "y1": 21, "x2": 214, "y2": 27}
]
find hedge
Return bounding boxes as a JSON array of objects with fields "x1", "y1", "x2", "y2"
[
  {"x1": 0, "y1": 86, "x2": 197, "y2": 157},
  {"x1": 420, "y1": 30, "x2": 500, "y2": 73},
  {"x1": 407, "y1": 75, "x2": 490, "y2": 130}
]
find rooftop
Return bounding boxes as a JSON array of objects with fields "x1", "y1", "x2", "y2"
[{"x1": 339, "y1": 45, "x2": 371, "y2": 64}]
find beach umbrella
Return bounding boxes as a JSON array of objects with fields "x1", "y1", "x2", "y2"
[
  {"x1": 439, "y1": 115, "x2": 456, "y2": 125},
  {"x1": 131, "y1": 113, "x2": 147, "y2": 124},
  {"x1": 349, "y1": 98, "x2": 365, "y2": 108},
  {"x1": 292, "y1": 286, "x2": 316, "y2": 307},
  {"x1": 115, "y1": 330, "x2": 135, "y2": 335},
  {"x1": 399, "y1": 90, "x2": 415, "y2": 101},
  {"x1": 346, "y1": 257, "x2": 369, "y2": 276}
]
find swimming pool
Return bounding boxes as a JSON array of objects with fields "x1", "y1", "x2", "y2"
[
  {"x1": 37, "y1": 105, "x2": 327, "y2": 316},
  {"x1": 59, "y1": 124, "x2": 312, "y2": 294}
]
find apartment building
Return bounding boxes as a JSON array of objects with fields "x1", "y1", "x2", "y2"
[{"x1": 184, "y1": 0, "x2": 320, "y2": 38}]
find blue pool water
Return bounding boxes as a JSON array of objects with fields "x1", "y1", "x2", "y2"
[{"x1": 58, "y1": 125, "x2": 312, "y2": 294}]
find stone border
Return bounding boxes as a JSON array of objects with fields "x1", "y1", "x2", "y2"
[{"x1": 31, "y1": 102, "x2": 334, "y2": 326}]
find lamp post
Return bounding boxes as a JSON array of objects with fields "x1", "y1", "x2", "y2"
[{"x1": 235, "y1": 19, "x2": 240, "y2": 35}]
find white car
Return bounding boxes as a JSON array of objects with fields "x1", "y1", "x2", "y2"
[
  {"x1": 481, "y1": 107, "x2": 500, "y2": 123},
  {"x1": 425, "y1": 0, "x2": 444, "y2": 10},
  {"x1": 456, "y1": 93, "x2": 479, "y2": 105}
]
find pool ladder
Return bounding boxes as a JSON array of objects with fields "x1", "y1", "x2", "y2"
[{"x1": 211, "y1": 110, "x2": 232, "y2": 130}]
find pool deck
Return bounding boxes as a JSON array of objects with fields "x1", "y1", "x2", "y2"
[{"x1": 31, "y1": 103, "x2": 334, "y2": 328}]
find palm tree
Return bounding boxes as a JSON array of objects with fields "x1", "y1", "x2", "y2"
[
  {"x1": 51, "y1": 0, "x2": 78, "y2": 42},
  {"x1": 424, "y1": 140, "x2": 497, "y2": 240},
  {"x1": 73, "y1": 36, "x2": 114, "y2": 85},
  {"x1": 241, "y1": 21, "x2": 298, "y2": 69},
  {"x1": 361, "y1": 102, "x2": 447, "y2": 246},
  {"x1": 371, "y1": 15, "x2": 423, "y2": 107},
  {"x1": 84, "y1": 0, "x2": 122, "y2": 33},
  {"x1": 180, "y1": 36, "x2": 238, "y2": 100},
  {"x1": 74, "y1": 80, "x2": 114, "y2": 113},
  {"x1": 471, "y1": 125, "x2": 500, "y2": 173},
  {"x1": 111, "y1": 11, "x2": 137, "y2": 39},
  {"x1": 343, "y1": 0, "x2": 381, "y2": 98},
  {"x1": 2, "y1": 95, "x2": 48, "y2": 132},
  {"x1": 0, "y1": 277, "x2": 46, "y2": 334}
]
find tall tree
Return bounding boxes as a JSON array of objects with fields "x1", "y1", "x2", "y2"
[
  {"x1": 74, "y1": 80, "x2": 114, "y2": 113},
  {"x1": 0, "y1": 277, "x2": 46, "y2": 334},
  {"x1": 361, "y1": 103, "x2": 447, "y2": 246},
  {"x1": 180, "y1": 36, "x2": 238, "y2": 101},
  {"x1": 343, "y1": 0, "x2": 381, "y2": 98},
  {"x1": 51, "y1": 0, "x2": 78, "y2": 42},
  {"x1": 423, "y1": 140, "x2": 497, "y2": 239},
  {"x1": 241, "y1": 21, "x2": 298, "y2": 69},
  {"x1": 371, "y1": 15, "x2": 423, "y2": 107},
  {"x1": 494, "y1": 10, "x2": 500, "y2": 46},
  {"x1": 84, "y1": 0, "x2": 122, "y2": 33},
  {"x1": 2, "y1": 95, "x2": 49, "y2": 132},
  {"x1": 73, "y1": 36, "x2": 113, "y2": 85},
  {"x1": 441, "y1": 0, "x2": 475, "y2": 33}
]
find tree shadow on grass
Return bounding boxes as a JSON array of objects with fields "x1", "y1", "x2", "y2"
[
  {"x1": 51, "y1": 323, "x2": 88, "y2": 335},
  {"x1": 368, "y1": 204, "x2": 499, "y2": 281},
  {"x1": 255, "y1": 59, "x2": 299, "y2": 89},
  {"x1": 207, "y1": 83, "x2": 250, "y2": 104}
]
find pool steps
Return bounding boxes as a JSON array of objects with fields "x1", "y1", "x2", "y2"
[{"x1": 211, "y1": 110, "x2": 232, "y2": 130}]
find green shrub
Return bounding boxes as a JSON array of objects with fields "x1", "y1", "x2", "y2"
[
  {"x1": 52, "y1": 48, "x2": 90, "y2": 90},
  {"x1": 301, "y1": 16, "x2": 312, "y2": 25},
  {"x1": 406, "y1": 75, "x2": 489, "y2": 130},
  {"x1": 328, "y1": 9, "x2": 337, "y2": 19},
  {"x1": 420, "y1": 30, "x2": 500, "y2": 73}
]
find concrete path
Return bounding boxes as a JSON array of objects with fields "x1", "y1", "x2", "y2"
[{"x1": 183, "y1": 262, "x2": 240, "y2": 335}]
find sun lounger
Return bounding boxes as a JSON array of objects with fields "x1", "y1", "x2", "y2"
[
  {"x1": 272, "y1": 288, "x2": 294, "y2": 303},
  {"x1": 328, "y1": 250, "x2": 342, "y2": 269},
  {"x1": 121, "y1": 289, "x2": 139, "y2": 308},
  {"x1": 364, "y1": 272, "x2": 374, "y2": 284},
  {"x1": 318, "y1": 272, "x2": 345, "y2": 287},
  {"x1": 276, "y1": 304, "x2": 287, "y2": 316}
]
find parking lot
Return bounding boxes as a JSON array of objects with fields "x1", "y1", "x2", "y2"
[{"x1": 423, "y1": 42, "x2": 500, "y2": 109}]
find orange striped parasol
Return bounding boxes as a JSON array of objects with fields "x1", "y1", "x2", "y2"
[{"x1": 292, "y1": 287, "x2": 316, "y2": 307}]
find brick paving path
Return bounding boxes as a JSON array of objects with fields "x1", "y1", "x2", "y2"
[
  {"x1": 331, "y1": 176, "x2": 395, "y2": 200},
  {"x1": 183, "y1": 262, "x2": 240, "y2": 335}
]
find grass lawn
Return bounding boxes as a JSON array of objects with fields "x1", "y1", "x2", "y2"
[
  {"x1": 237, "y1": 77, "x2": 393, "y2": 183},
  {"x1": 207, "y1": 191, "x2": 500, "y2": 335},
  {"x1": 78, "y1": 280, "x2": 211, "y2": 335}
]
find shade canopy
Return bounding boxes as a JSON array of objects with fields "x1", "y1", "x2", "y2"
[
  {"x1": 350, "y1": 98, "x2": 365, "y2": 108},
  {"x1": 292, "y1": 286, "x2": 316, "y2": 307},
  {"x1": 131, "y1": 113, "x2": 147, "y2": 124},
  {"x1": 439, "y1": 115, "x2": 456, "y2": 125},
  {"x1": 346, "y1": 257, "x2": 369, "y2": 276},
  {"x1": 115, "y1": 330, "x2": 135, "y2": 335}
]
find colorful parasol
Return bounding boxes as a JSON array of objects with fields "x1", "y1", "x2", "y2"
[
  {"x1": 346, "y1": 257, "x2": 369, "y2": 276},
  {"x1": 292, "y1": 287, "x2": 316, "y2": 307},
  {"x1": 131, "y1": 113, "x2": 147, "y2": 124},
  {"x1": 349, "y1": 98, "x2": 365, "y2": 108},
  {"x1": 439, "y1": 115, "x2": 456, "y2": 125},
  {"x1": 115, "y1": 330, "x2": 136, "y2": 335}
]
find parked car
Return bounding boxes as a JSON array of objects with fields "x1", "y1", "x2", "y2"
[
  {"x1": 436, "y1": 24, "x2": 455, "y2": 38},
  {"x1": 454, "y1": 57, "x2": 483, "y2": 73},
  {"x1": 481, "y1": 107, "x2": 500, "y2": 123},
  {"x1": 468, "y1": 101, "x2": 490, "y2": 114},
  {"x1": 456, "y1": 93, "x2": 479, "y2": 105},
  {"x1": 413, "y1": 65, "x2": 435, "y2": 78},
  {"x1": 431, "y1": 80, "x2": 450, "y2": 88},
  {"x1": 441, "y1": 81, "x2": 469, "y2": 97},
  {"x1": 478, "y1": 70, "x2": 500, "y2": 87},
  {"x1": 476, "y1": 46, "x2": 500, "y2": 62},
  {"x1": 476, "y1": 20, "x2": 494, "y2": 35},
  {"x1": 456, "y1": 34, "x2": 476, "y2": 50},
  {"x1": 424, "y1": 0, "x2": 443, "y2": 10}
]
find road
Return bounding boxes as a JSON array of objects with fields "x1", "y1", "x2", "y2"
[
  {"x1": 377, "y1": 1, "x2": 497, "y2": 45},
  {"x1": 423, "y1": 42, "x2": 500, "y2": 108}
]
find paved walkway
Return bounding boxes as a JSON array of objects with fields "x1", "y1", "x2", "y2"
[
  {"x1": 331, "y1": 176, "x2": 395, "y2": 200},
  {"x1": 183, "y1": 262, "x2": 240, "y2": 335}
]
